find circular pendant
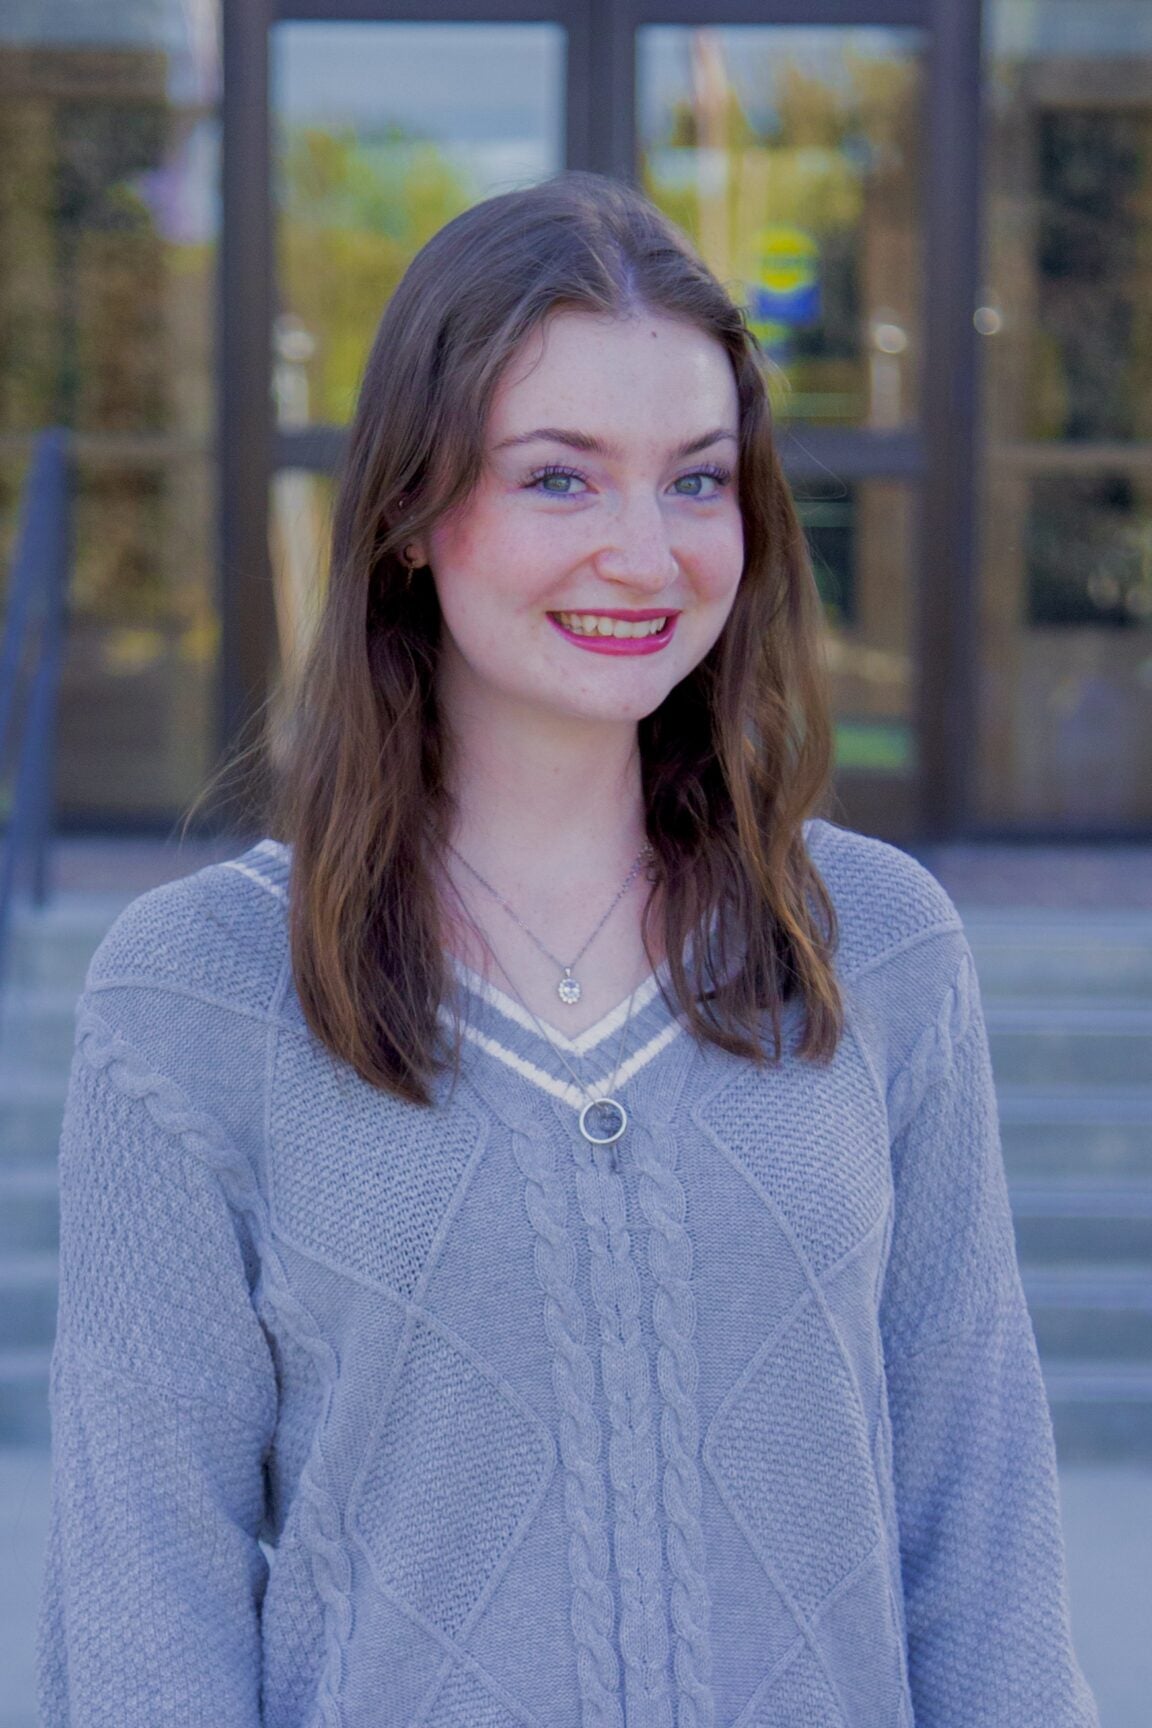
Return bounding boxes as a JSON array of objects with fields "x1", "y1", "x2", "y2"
[
  {"x1": 557, "y1": 971, "x2": 582, "y2": 1006},
  {"x1": 579, "y1": 1097, "x2": 627, "y2": 1146}
]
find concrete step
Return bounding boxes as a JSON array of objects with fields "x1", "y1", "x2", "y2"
[
  {"x1": 0, "y1": 1346, "x2": 51, "y2": 1448},
  {"x1": 0, "y1": 1171, "x2": 58, "y2": 1253},
  {"x1": 960, "y1": 910, "x2": 1152, "y2": 1001},
  {"x1": 4, "y1": 893, "x2": 132, "y2": 992},
  {"x1": 1022, "y1": 1264, "x2": 1152, "y2": 1361},
  {"x1": 1009, "y1": 1177, "x2": 1152, "y2": 1262},
  {"x1": 1041, "y1": 1358, "x2": 1152, "y2": 1462},
  {"x1": 0, "y1": 1075, "x2": 66, "y2": 1170},
  {"x1": 998, "y1": 1086, "x2": 1152, "y2": 1179},
  {"x1": 0, "y1": 986, "x2": 78, "y2": 1076},
  {"x1": 985, "y1": 1003, "x2": 1152, "y2": 1087},
  {"x1": 0, "y1": 1254, "x2": 57, "y2": 1352}
]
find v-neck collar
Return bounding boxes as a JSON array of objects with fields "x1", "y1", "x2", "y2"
[
  {"x1": 227, "y1": 837, "x2": 695, "y2": 1111},
  {"x1": 444, "y1": 951, "x2": 689, "y2": 1112},
  {"x1": 446, "y1": 952, "x2": 672, "y2": 1056}
]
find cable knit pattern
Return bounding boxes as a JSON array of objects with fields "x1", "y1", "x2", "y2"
[
  {"x1": 508, "y1": 1122, "x2": 623, "y2": 1727},
  {"x1": 570, "y1": 1128, "x2": 673, "y2": 1728},
  {"x1": 631, "y1": 1122, "x2": 715, "y2": 1728},
  {"x1": 35, "y1": 823, "x2": 1100, "y2": 1727},
  {"x1": 47, "y1": 1005, "x2": 356, "y2": 1727}
]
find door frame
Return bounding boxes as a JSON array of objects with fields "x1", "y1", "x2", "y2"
[{"x1": 219, "y1": 0, "x2": 985, "y2": 840}]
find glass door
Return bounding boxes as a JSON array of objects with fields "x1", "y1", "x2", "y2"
[
  {"x1": 974, "y1": 0, "x2": 1152, "y2": 830},
  {"x1": 635, "y1": 18, "x2": 929, "y2": 835},
  {"x1": 223, "y1": 0, "x2": 974, "y2": 841},
  {"x1": 267, "y1": 10, "x2": 570, "y2": 697}
]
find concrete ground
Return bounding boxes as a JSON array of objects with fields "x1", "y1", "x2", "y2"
[{"x1": 2, "y1": 1446, "x2": 1148, "y2": 1726}]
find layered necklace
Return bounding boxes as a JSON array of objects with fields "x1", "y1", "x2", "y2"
[
  {"x1": 478, "y1": 938, "x2": 641, "y2": 1166},
  {"x1": 447, "y1": 840, "x2": 653, "y2": 1008},
  {"x1": 446, "y1": 842, "x2": 655, "y2": 1161}
]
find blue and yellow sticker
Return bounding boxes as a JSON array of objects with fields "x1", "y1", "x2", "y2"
[{"x1": 743, "y1": 225, "x2": 821, "y2": 345}]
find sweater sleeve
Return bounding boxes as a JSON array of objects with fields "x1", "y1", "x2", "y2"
[
  {"x1": 35, "y1": 998, "x2": 278, "y2": 1727},
  {"x1": 877, "y1": 943, "x2": 1100, "y2": 1727}
]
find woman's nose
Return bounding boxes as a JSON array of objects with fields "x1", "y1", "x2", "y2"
[{"x1": 594, "y1": 493, "x2": 680, "y2": 589}]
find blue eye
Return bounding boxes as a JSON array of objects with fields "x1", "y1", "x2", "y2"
[
  {"x1": 528, "y1": 465, "x2": 587, "y2": 495},
  {"x1": 672, "y1": 466, "x2": 731, "y2": 497}
]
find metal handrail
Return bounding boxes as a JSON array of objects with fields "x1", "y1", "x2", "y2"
[{"x1": 0, "y1": 428, "x2": 73, "y2": 996}]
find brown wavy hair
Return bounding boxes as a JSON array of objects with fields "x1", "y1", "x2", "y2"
[{"x1": 263, "y1": 171, "x2": 842, "y2": 1104}]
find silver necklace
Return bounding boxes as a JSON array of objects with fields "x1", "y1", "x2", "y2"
[
  {"x1": 478, "y1": 939, "x2": 641, "y2": 1166},
  {"x1": 447, "y1": 841, "x2": 653, "y2": 1008}
]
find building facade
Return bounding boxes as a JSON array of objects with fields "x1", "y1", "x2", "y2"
[{"x1": 2, "y1": 0, "x2": 1150, "y2": 840}]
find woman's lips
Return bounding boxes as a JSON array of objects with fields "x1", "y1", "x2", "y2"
[{"x1": 547, "y1": 611, "x2": 679, "y2": 655}]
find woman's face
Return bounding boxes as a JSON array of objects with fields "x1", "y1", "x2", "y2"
[{"x1": 411, "y1": 309, "x2": 745, "y2": 733}]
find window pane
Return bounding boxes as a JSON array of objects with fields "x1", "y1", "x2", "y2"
[
  {"x1": 272, "y1": 23, "x2": 565, "y2": 429},
  {"x1": 976, "y1": 1, "x2": 1152, "y2": 827},
  {"x1": 0, "y1": 6, "x2": 221, "y2": 820},
  {"x1": 794, "y1": 478, "x2": 917, "y2": 779},
  {"x1": 638, "y1": 27, "x2": 925, "y2": 428}
]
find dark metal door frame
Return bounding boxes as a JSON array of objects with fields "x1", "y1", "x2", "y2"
[{"x1": 220, "y1": 0, "x2": 984, "y2": 839}]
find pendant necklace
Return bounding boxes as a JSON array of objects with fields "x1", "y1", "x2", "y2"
[
  {"x1": 475, "y1": 940, "x2": 641, "y2": 1165},
  {"x1": 447, "y1": 841, "x2": 653, "y2": 1008}
]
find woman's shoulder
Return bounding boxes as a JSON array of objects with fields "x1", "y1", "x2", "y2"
[
  {"x1": 82, "y1": 836, "x2": 292, "y2": 1016},
  {"x1": 802, "y1": 816, "x2": 966, "y2": 981}
]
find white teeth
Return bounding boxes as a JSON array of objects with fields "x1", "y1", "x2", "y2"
[{"x1": 555, "y1": 613, "x2": 670, "y2": 639}]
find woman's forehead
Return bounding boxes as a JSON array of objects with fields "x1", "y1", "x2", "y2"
[{"x1": 488, "y1": 310, "x2": 738, "y2": 440}]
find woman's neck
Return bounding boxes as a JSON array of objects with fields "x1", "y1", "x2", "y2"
[
  {"x1": 437, "y1": 689, "x2": 662, "y2": 1029},
  {"x1": 443, "y1": 690, "x2": 648, "y2": 870}
]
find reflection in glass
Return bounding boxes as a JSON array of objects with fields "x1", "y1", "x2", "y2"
[
  {"x1": 793, "y1": 480, "x2": 916, "y2": 775},
  {"x1": 272, "y1": 24, "x2": 565, "y2": 428},
  {"x1": 638, "y1": 27, "x2": 924, "y2": 428},
  {"x1": 0, "y1": 4, "x2": 221, "y2": 818},
  {"x1": 977, "y1": 0, "x2": 1152, "y2": 826},
  {"x1": 1027, "y1": 475, "x2": 1152, "y2": 629}
]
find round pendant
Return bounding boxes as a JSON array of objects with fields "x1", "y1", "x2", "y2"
[
  {"x1": 579, "y1": 1097, "x2": 627, "y2": 1146},
  {"x1": 557, "y1": 971, "x2": 582, "y2": 1006}
]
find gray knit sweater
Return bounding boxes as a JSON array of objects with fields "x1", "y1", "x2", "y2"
[{"x1": 35, "y1": 817, "x2": 1099, "y2": 1726}]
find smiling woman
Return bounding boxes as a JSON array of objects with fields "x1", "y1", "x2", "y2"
[
  {"x1": 411, "y1": 311, "x2": 745, "y2": 738},
  {"x1": 273, "y1": 172, "x2": 841, "y2": 1081},
  {"x1": 37, "y1": 172, "x2": 1099, "y2": 1728}
]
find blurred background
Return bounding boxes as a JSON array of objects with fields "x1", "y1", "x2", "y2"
[{"x1": 0, "y1": 0, "x2": 1149, "y2": 1723}]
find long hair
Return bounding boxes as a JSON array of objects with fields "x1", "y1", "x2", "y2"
[{"x1": 268, "y1": 171, "x2": 842, "y2": 1104}]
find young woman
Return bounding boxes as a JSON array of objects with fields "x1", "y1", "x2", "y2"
[{"x1": 37, "y1": 173, "x2": 1098, "y2": 1726}]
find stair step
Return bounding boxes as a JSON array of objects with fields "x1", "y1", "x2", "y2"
[
  {"x1": 1041, "y1": 1358, "x2": 1152, "y2": 1462},
  {"x1": 0, "y1": 1074, "x2": 66, "y2": 1169},
  {"x1": 998, "y1": 1087, "x2": 1152, "y2": 1178},
  {"x1": 0, "y1": 1252, "x2": 59, "y2": 1351},
  {"x1": 4, "y1": 893, "x2": 133, "y2": 992},
  {"x1": 1009, "y1": 1177, "x2": 1152, "y2": 1261},
  {"x1": 1022, "y1": 1264, "x2": 1152, "y2": 1361},
  {"x1": 961, "y1": 910, "x2": 1152, "y2": 1001},
  {"x1": 0, "y1": 1169, "x2": 59, "y2": 1252},
  {"x1": 985, "y1": 1006, "x2": 1152, "y2": 1087},
  {"x1": 0, "y1": 984, "x2": 81, "y2": 1075},
  {"x1": 0, "y1": 1344, "x2": 52, "y2": 1447}
]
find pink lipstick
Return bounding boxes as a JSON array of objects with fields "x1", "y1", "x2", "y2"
[{"x1": 547, "y1": 608, "x2": 679, "y2": 656}]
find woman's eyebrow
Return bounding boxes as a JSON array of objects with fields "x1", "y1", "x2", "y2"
[{"x1": 492, "y1": 426, "x2": 739, "y2": 458}]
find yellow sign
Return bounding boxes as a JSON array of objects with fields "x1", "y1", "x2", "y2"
[{"x1": 744, "y1": 225, "x2": 821, "y2": 341}]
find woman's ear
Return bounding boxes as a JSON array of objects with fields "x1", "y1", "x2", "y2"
[{"x1": 402, "y1": 539, "x2": 429, "y2": 570}]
